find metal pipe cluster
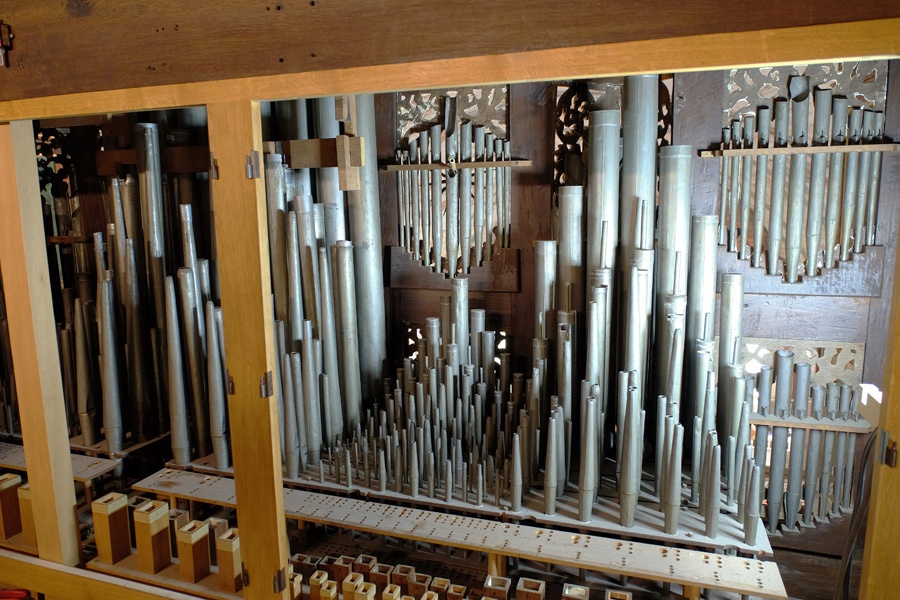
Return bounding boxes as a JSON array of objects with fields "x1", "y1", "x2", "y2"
[
  {"x1": 718, "y1": 77, "x2": 886, "y2": 279},
  {"x1": 395, "y1": 97, "x2": 512, "y2": 275}
]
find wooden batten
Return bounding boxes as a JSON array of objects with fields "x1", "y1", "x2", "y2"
[{"x1": 133, "y1": 500, "x2": 171, "y2": 575}]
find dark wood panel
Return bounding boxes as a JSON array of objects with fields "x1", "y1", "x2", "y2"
[
  {"x1": 716, "y1": 293, "x2": 871, "y2": 343},
  {"x1": 674, "y1": 71, "x2": 723, "y2": 217},
  {"x1": 2, "y1": 2, "x2": 899, "y2": 102},
  {"x1": 389, "y1": 246, "x2": 519, "y2": 293},
  {"x1": 394, "y1": 288, "x2": 512, "y2": 333},
  {"x1": 863, "y1": 59, "x2": 900, "y2": 388},
  {"x1": 509, "y1": 82, "x2": 554, "y2": 370},
  {"x1": 716, "y1": 246, "x2": 884, "y2": 298}
]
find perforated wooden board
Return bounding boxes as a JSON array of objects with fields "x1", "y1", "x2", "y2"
[
  {"x1": 134, "y1": 469, "x2": 787, "y2": 599},
  {"x1": 0, "y1": 441, "x2": 120, "y2": 482},
  {"x1": 741, "y1": 338, "x2": 865, "y2": 388}
]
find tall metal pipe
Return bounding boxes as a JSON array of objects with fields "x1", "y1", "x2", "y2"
[
  {"x1": 578, "y1": 396, "x2": 598, "y2": 522},
  {"x1": 178, "y1": 267, "x2": 210, "y2": 457},
  {"x1": 664, "y1": 424, "x2": 684, "y2": 535},
  {"x1": 802, "y1": 385, "x2": 825, "y2": 525},
  {"x1": 717, "y1": 273, "x2": 744, "y2": 440},
  {"x1": 767, "y1": 99, "x2": 789, "y2": 276},
  {"x1": 165, "y1": 277, "x2": 191, "y2": 465},
  {"x1": 586, "y1": 110, "x2": 620, "y2": 301},
  {"x1": 866, "y1": 112, "x2": 885, "y2": 246},
  {"x1": 99, "y1": 273, "x2": 124, "y2": 469},
  {"x1": 295, "y1": 196, "x2": 321, "y2": 338},
  {"x1": 302, "y1": 320, "x2": 322, "y2": 464},
  {"x1": 854, "y1": 110, "x2": 875, "y2": 253},
  {"x1": 824, "y1": 97, "x2": 849, "y2": 267},
  {"x1": 620, "y1": 75, "x2": 658, "y2": 253},
  {"x1": 314, "y1": 98, "x2": 348, "y2": 254},
  {"x1": 738, "y1": 115, "x2": 755, "y2": 259},
  {"x1": 534, "y1": 241, "x2": 558, "y2": 342},
  {"x1": 430, "y1": 122, "x2": 443, "y2": 271},
  {"x1": 459, "y1": 122, "x2": 473, "y2": 272},
  {"x1": 451, "y1": 276, "x2": 469, "y2": 363},
  {"x1": 718, "y1": 127, "x2": 731, "y2": 247},
  {"x1": 206, "y1": 301, "x2": 229, "y2": 469},
  {"x1": 752, "y1": 106, "x2": 771, "y2": 268},
  {"x1": 349, "y1": 95, "x2": 388, "y2": 397},
  {"x1": 785, "y1": 77, "x2": 810, "y2": 283},
  {"x1": 806, "y1": 87, "x2": 833, "y2": 275},
  {"x1": 727, "y1": 119, "x2": 741, "y2": 253},
  {"x1": 473, "y1": 126, "x2": 486, "y2": 267},
  {"x1": 124, "y1": 239, "x2": 153, "y2": 440},
  {"x1": 290, "y1": 352, "x2": 308, "y2": 470},
  {"x1": 484, "y1": 131, "x2": 495, "y2": 262},
  {"x1": 74, "y1": 298, "x2": 97, "y2": 445},
  {"x1": 840, "y1": 107, "x2": 863, "y2": 262},
  {"x1": 134, "y1": 123, "x2": 167, "y2": 340},
  {"x1": 557, "y1": 186, "x2": 584, "y2": 314},
  {"x1": 333, "y1": 241, "x2": 362, "y2": 434},
  {"x1": 265, "y1": 154, "x2": 289, "y2": 326},
  {"x1": 685, "y1": 216, "x2": 718, "y2": 422},
  {"x1": 317, "y1": 247, "x2": 343, "y2": 443},
  {"x1": 619, "y1": 385, "x2": 642, "y2": 528},
  {"x1": 286, "y1": 211, "x2": 305, "y2": 351},
  {"x1": 445, "y1": 98, "x2": 460, "y2": 274}
]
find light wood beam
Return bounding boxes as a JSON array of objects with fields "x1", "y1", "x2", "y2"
[
  {"x1": 0, "y1": 18, "x2": 896, "y2": 121},
  {"x1": 0, "y1": 120, "x2": 80, "y2": 566},
  {"x1": 206, "y1": 100, "x2": 290, "y2": 600}
]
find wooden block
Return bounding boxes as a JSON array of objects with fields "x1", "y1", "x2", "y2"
[
  {"x1": 291, "y1": 573, "x2": 304, "y2": 600},
  {"x1": 447, "y1": 584, "x2": 467, "y2": 600},
  {"x1": 382, "y1": 584, "x2": 401, "y2": 600},
  {"x1": 319, "y1": 555, "x2": 338, "y2": 580},
  {"x1": 126, "y1": 495, "x2": 153, "y2": 547},
  {"x1": 310, "y1": 569, "x2": 329, "y2": 600},
  {"x1": 0, "y1": 473, "x2": 22, "y2": 539},
  {"x1": 483, "y1": 576, "x2": 511, "y2": 600},
  {"x1": 605, "y1": 592, "x2": 632, "y2": 600},
  {"x1": 167, "y1": 508, "x2": 189, "y2": 559},
  {"x1": 133, "y1": 499, "x2": 171, "y2": 574},
  {"x1": 293, "y1": 553, "x2": 321, "y2": 579},
  {"x1": 283, "y1": 138, "x2": 364, "y2": 170},
  {"x1": 175, "y1": 519, "x2": 210, "y2": 583},
  {"x1": 335, "y1": 95, "x2": 358, "y2": 136},
  {"x1": 562, "y1": 584, "x2": 590, "y2": 600},
  {"x1": 91, "y1": 492, "x2": 130, "y2": 565},
  {"x1": 343, "y1": 572, "x2": 364, "y2": 598},
  {"x1": 336, "y1": 135, "x2": 361, "y2": 191},
  {"x1": 321, "y1": 580, "x2": 338, "y2": 600},
  {"x1": 430, "y1": 577, "x2": 450, "y2": 600},
  {"x1": 401, "y1": 596, "x2": 416, "y2": 600},
  {"x1": 205, "y1": 516, "x2": 228, "y2": 566},
  {"x1": 421, "y1": 592, "x2": 438, "y2": 600},
  {"x1": 392, "y1": 565, "x2": 415, "y2": 595},
  {"x1": 409, "y1": 573, "x2": 432, "y2": 598},
  {"x1": 355, "y1": 582, "x2": 376, "y2": 600},
  {"x1": 370, "y1": 563, "x2": 393, "y2": 595},
  {"x1": 17, "y1": 484, "x2": 35, "y2": 547},
  {"x1": 215, "y1": 527, "x2": 242, "y2": 593},
  {"x1": 353, "y1": 554, "x2": 377, "y2": 576},
  {"x1": 333, "y1": 555, "x2": 354, "y2": 586},
  {"x1": 516, "y1": 578, "x2": 546, "y2": 600}
]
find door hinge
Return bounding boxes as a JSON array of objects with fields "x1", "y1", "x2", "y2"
[
  {"x1": 273, "y1": 567, "x2": 288, "y2": 593},
  {"x1": 241, "y1": 564, "x2": 250, "y2": 587},
  {"x1": 259, "y1": 370, "x2": 274, "y2": 398},
  {"x1": 209, "y1": 152, "x2": 219, "y2": 179},
  {"x1": 225, "y1": 368, "x2": 235, "y2": 396},
  {"x1": 879, "y1": 430, "x2": 897, "y2": 468},
  {"x1": 246, "y1": 150, "x2": 261, "y2": 179}
]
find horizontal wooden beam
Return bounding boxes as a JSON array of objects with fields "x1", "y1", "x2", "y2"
[
  {"x1": 282, "y1": 137, "x2": 364, "y2": 169},
  {"x1": 95, "y1": 146, "x2": 210, "y2": 176},
  {"x1": 0, "y1": 18, "x2": 897, "y2": 121},
  {"x1": 2, "y1": 1, "x2": 897, "y2": 103},
  {"x1": 0, "y1": 547, "x2": 198, "y2": 599}
]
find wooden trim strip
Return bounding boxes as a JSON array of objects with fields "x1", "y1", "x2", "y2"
[
  {"x1": 0, "y1": 18, "x2": 896, "y2": 121},
  {"x1": 700, "y1": 143, "x2": 900, "y2": 158}
]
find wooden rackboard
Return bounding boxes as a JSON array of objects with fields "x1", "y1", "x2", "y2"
[
  {"x1": 0, "y1": 441, "x2": 120, "y2": 482},
  {"x1": 87, "y1": 552, "x2": 237, "y2": 600},
  {"x1": 134, "y1": 469, "x2": 786, "y2": 599}
]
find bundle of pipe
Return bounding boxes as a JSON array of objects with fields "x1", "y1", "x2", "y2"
[
  {"x1": 717, "y1": 84, "x2": 885, "y2": 277},
  {"x1": 394, "y1": 104, "x2": 513, "y2": 276}
]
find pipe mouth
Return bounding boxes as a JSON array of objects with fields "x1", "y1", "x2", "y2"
[{"x1": 659, "y1": 144, "x2": 693, "y2": 158}]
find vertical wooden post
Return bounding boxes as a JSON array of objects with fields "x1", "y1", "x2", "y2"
[
  {"x1": 860, "y1": 60, "x2": 900, "y2": 600},
  {"x1": 206, "y1": 100, "x2": 290, "y2": 600},
  {"x1": 0, "y1": 120, "x2": 80, "y2": 567}
]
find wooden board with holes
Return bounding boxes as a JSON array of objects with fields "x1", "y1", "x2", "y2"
[
  {"x1": 0, "y1": 441, "x2": 120, "y2": 482},
  {"x1": 134, "y1": 469, "x2": 786, "y2": 599}
]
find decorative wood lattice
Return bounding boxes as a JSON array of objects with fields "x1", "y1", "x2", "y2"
[
  {"x1": 741, "y1": 337, "x2": 864, "y2": 387},
  {"x1": 397, "y1": 86, "x2": 508, "y2": 143}
]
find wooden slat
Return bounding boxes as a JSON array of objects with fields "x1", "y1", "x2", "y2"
[
  {"x1": 1, "y1": 2, "x2": 898, "y2": 103},
  {"x1": 699, "y1": 142, "x2": 899, "y2": 158},
  {"x1": 383, "y1": 160, "x2": 532, "y2": 172},
  {"x1": 0, "y1": 120, "x2": 80, "y2": 567},
  {"x1": 0, "y1": 441, "x2": 120, "y2": 482},
  {"x1": 133, "y1": 470, "x2": 786, "y2": 599},
  {"x1": 716, "y1": 246, "x2": 884, "y2": 298},
  {"x1": 750, "y1": 414, "x2": 873, "y2": 433},
  {"x1": 0, "y1": 18, "x2": 897, "y2": 120},
  {"x1": 95, "y1": 146, "x2": 211, "y2": 176},
  {"x1": 283, "y1": 137, "x2": 364, "y2": 169},
  {"x1": 0, "y1": 547, "x2": 198, "y2": 600},
  {"x1": 206, "y1": 100, "x2": 290, "y2": 600}
]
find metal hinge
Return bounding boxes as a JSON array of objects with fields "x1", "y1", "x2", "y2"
[
  {"x1": 879, "y1": 430, "x2": 897, "y2": 468},
  {"x1": 0, "y1": 22, "x2": 13, "y2": 68},
  {"x1": 245, "y1": 150, "x2": 261, "y2": 179},
  {"x1": 209, "y1": 152, "x2": 219, "y2": 180},
  {"x1": 241, "y1": 564, "x2": 250, "y2": 587},
  {"x1": 259, "y1": 370, "x2": 274, "y2": 398},
  {"x1": 273, "y1": 567, "x2": 288, "y2": 593},
  {"x1": 225, "y1": 369, "x2": 235, "y2": 396}
]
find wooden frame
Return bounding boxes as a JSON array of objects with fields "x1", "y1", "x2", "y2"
[{"x1": 0, "y1": 9, "x2": 895, "y2": 600}]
